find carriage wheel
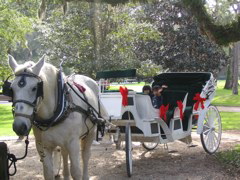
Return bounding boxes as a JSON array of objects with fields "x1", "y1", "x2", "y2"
[
  {"x1": 200, "y1": 105, "x2": 222, "y2": 154},
  {"x1": 0, "y1": 142, "x2": 9, "y2": 180},
  {"x1": 125, "y1": 123, "x2": 132, "y2": 177},
  {"x1": 142, "y1": 142, "x2": 159, "y2": 151}
]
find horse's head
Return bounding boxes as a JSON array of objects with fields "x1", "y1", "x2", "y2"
[{"x1": 7, "y1": 55, "x2": 45, "y2": 136}]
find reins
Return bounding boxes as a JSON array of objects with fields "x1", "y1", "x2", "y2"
[{"x1": 7, "y1": 136, "x2": 29, "y2": 176}]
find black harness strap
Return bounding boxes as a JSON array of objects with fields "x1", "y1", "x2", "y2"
[{"x1": 67, "y1": 81, "x2": 106, "y2": 140}]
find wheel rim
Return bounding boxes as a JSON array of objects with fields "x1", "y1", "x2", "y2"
[
  {"x1": 142, "y1": 142, "x2": 158, "y2": 150},
  {"x1": 202, "y1": 106, "x2": 222, "y2": 153},
  {"x1": 126, "y1": 123, "x2": 132, "y2": 177},
  {"x1": 127, "y1": 125, "x2": 132, "y2": 174}
]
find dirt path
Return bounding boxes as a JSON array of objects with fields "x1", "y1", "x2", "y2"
[
  {"x1": 217, "y1": 106, "x2": 240, "y2": 112},
  {"x1": 3, "y1": 130, "x2": 239, "y2": 180}
]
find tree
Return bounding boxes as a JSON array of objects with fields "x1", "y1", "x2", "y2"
[
  {"x1": 231, "y1": 3, "x2": 240, "y2": 95},
  {"x1": 0, "y1": 1, "x2": 34, "y2": 82},
  {"x1": 232, "y1": 42, "x2": 239, "y2": 95},
  {"x1": 137, "y1": 60, "x2": 162, "y2": 80},
  {"x1": 38, "y1": 0, "x2": 240, "y2": 45},
  {"x1": 37, "y1": 1, "x2": 160, "y2": 77},
  {"x1": 224, "y1": 47, "x2": 233, "y2": 89},
  {"x1": 134, "y1": 0, "x2": 228, "y2": 75}
]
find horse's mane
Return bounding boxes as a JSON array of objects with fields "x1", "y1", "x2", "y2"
[{"x1": 14, "y1": 61, "x2": 35, "y2": 75}]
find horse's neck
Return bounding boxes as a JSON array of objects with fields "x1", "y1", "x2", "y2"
[{"x1": 37, "y1": 65, "x2": 59, "y2": 119}]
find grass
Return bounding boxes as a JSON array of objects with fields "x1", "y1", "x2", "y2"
[
  {"x1": 220, "y1": 112, "x2": 240, "y2": 130},
  {"x1": 0, "y1": 104, "x2": 15, "y2": 136},
  {"x1": 216, "y1": 144, "x2": 240, "y2": 174},
  {"x1": 212, "y1": 80, "x2": 240, "y2": 107}
]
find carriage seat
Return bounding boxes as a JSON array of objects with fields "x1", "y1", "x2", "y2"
[{"x1": 162, "y1": 90, "x2": 188, "y2": 123}]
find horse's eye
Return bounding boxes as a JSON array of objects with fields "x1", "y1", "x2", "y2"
[{"x1": 32, "y1": 87, "x2": 37, "y2": 92}]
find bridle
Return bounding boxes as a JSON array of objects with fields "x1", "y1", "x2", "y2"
[{"x1": 3, "y1": 71, "x2": 44, "y2": 122}]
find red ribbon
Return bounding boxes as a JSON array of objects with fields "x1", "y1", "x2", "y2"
[
  {"x1": 193, "y1": 93, "x2": 206, "y2": 111},
  {"x1": 177, "y1": 100, "x2": 184, "y2": 120},
  {"x1": 119, "y1": 86, "x2": 128, "y2": 106},
  {"x1": 159, "y1": 104, "x2": 169, "y2": 122},
  {"x1": 73, "y1": 82, "x2": 86, "y2": 93}
]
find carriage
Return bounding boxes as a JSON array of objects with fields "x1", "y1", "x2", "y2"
[{"x1": 97, "y1": 69, "x2": 222, "y2": 177}]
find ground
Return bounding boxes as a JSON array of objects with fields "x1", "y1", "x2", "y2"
[{"x1": 3, "y1": 130, "x2": 240, "y2": 180}]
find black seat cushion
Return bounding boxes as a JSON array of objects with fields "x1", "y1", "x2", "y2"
[{"x1": 162, "y1": 90, "x2": 188, "y2": 110}]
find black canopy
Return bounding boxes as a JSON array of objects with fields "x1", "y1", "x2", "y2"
[
  {"x1": 96, "y1": 69, "x2": 136, "y2": 79},
  {"x1": 153, "y1": 72, "x2": 211, "y2": 87},
  {"x1": 153, "y1": 72, "x2": 212, "y2": 107}
]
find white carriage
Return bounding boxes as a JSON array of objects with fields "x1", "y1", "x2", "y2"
[{"x1": 97, "y1": 70, "x2": 222, "y2": 177}]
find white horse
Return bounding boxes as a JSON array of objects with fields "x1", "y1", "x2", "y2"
[{"x1": 8, "y1": 55, "x2": 108, "y2": 180}]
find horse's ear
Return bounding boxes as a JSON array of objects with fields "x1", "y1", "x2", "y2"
[
  {"x1": 32, "y1": 55, "x2": 45, "y2": 75},
  {"x1": 8, "y1": 55, "x2": 18, "y2": 71}
]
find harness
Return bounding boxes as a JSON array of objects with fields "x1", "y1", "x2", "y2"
[{"x1": 2, "y1": 70, "x2": 105, "y2": 133}]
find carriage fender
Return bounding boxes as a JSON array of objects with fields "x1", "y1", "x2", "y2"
[{"x1": 196, "y1": 100, "x2": 211, "y2": 134}]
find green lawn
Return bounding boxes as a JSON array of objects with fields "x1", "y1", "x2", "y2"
[
  {"x1": 220, "y1": 112, "x2": 240, "y2": 130},
  {"x1": 212, "y1": 80, "x2": 240, "y2": 107},
  {"x1": 0, "y1": 104, "x2": 15, "y2": 136}
]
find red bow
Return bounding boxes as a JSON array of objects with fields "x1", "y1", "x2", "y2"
[
  {"x1": 159, "y1": 104, "x2": 169, "y2": 122},
  {"x1": 119, "y1": 86, "x2": 128, "y2": 106},
  {"x1": 193, "y1": 93, "x2": 206, "y2": 111},
  {"x1": 177, "y1": 100, "x2": 184, "y2": 120}
]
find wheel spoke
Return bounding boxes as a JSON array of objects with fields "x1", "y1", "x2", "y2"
[
  {"x1": 208, "y1": 133, "x2": 213, "y2": 150},
  {"x1": 203, "y1": 123, "x2": 210, "y2": 130},
  {"x1": 203, "y1": 129, "x2": 211, "y2": 136},
  {"x1": 210, "y1": 132, "x2": 216, "y2": 150},
  {"x1": 212, "y1": 131, "x2": 219, "y2": 142},
  {"x1": 205, "y1": 133, "x2": 210, "y2": 147}
]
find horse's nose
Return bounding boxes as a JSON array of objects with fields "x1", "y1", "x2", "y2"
[{"x1": 13, "y1": 119, "x2": 29, "y2": 136}]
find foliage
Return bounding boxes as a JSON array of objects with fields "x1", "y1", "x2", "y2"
[
  {"x1": 0, "y1": 0, "x2": 35, "y2": 80},
  {"x1": 134, "y1": 0, "x2": 228, "y2": 75},
  {"x1": 182, "y1": 0, "x2": 240, "y2": 45},
  {"x1": 137, "y1": 60, "x2": 162, "y2": 79},
  {"x1": 37, "y1": 2, "x2": 160, "y2": 77},
  {"x1": 39, "y1": 0, "x2": 240, "y2": 45}
]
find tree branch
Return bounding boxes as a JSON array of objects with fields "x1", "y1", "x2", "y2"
[{"x1": 181, "y1": 0, "x2": 240, "y2": 45}]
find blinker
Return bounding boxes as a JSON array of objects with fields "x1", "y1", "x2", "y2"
[
  {"x1": 2, "y1": 75, "x2": 13, "y2": 98},
  {"x1": 2, "y1": 80, "x2": 13, "y2": 97}
]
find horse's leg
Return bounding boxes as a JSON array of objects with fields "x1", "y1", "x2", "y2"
[
  {"x1": 81, "y1": 129, "x2": 95, "y2": 180},
  {"x1": 42, "y1": 147, "x2": 54, "y2": 180},
  {"x1": 53, "y1": 147, "x2": 61, "y2": 177},
  {"x1": 67, "y1": 138, "x2": 81, "y2": 179},
  {"x1": 61, "y1": 148, "x2": 70, "y2": 180}
]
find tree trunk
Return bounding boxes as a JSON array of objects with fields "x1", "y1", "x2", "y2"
[
  {"x1": 232, "y1": 41, "x2": 239, "y2": 95},
  {"x1": 91, "y1": 0, "x2": 102, "y2": 77},
  {"x1": 224, "y1": 47, "x2": 233, "y2": 89}
]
